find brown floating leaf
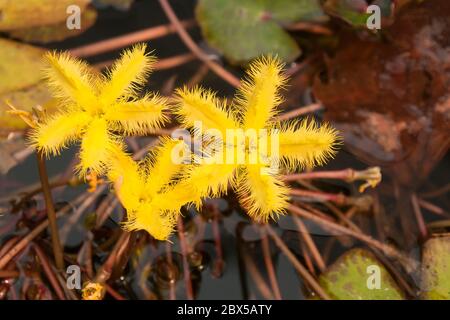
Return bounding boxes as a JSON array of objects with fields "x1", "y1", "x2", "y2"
[
  {"x1": 7, "y1": 7, "x2": 98, "y2": 44},
  {"x1": 314, "y1": 0, "x2": 450, "y2": 187},
  {"x1": 0, "y1": 0, "x2": 91, "y2": 31}
]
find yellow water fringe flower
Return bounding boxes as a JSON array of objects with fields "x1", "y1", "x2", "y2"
[
  {"x1": 82, "y1": 282, "x2": 105, "y2": 300},
  {"x1": 30, "y1": 43, "x2": 168, "y2": 176},
  {"x1": 175, "y1": 57, "x2": 340, "y2": 222},
  {"x1": 107, "y1": 138, "x2": 200, "y2": 240}
]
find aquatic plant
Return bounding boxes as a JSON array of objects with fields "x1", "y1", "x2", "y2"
[
  {"x1": 14, "y1": 46, "x2": 339, "y2": 239},
  {"x1": 30, "y1": 43, "x2": 167, "y2": 176},
  {"x1": 107, "y1": 138, "x2": 200, "y2": 240},
  {"x1": 175, "y1": 57, "x2": 339, "y2": 222}
]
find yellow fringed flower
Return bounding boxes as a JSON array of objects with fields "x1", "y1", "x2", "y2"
[
  {"x1": 175, "y1": 56, "x2": 340, "y2": 222},
  {"x1": 107, "y1": 138, "x2": 200, "y2": 240},
  {"x1": 82, "y1": 282, "x2": 105, "y2": 300},
  {"x1": 30, "y1": 43, "x2": 168, "y2": 176}
]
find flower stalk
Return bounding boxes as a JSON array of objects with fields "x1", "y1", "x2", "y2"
[{"x1": 36, "y1": 150, "x2": 64, "y2": 271}]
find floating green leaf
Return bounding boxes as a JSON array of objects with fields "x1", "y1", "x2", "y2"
[
  {"x1": 0, "y1": 39, "x2": 53, "y2": 137},
  {"x1": 196, "y1": 0, "x2": 327, "y2": 65},
  {"x1": 7, "y1": 7, "x2": 98, "y2": 44},
  {"x1": 0, "y1": 39, "x2": 45, "y2": 94},
  {"x1": 421, "y1": 236, "x2": 450, "y2": 300},
  {"x1": 319, "y1": 248, "x2": 405, "y2": 299},
  {"x1": 323, "y1": 0, "x2": 371, "y2": 27},
  {"x1": 323, "y1": 0, "x2": 421, "y2": 27},
  {"x1": 0, "y1": 0, "x2": 91, "y2": 31}
]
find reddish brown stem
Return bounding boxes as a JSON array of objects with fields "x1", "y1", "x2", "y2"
[
  {"x1": 288, "y1": 204, "x2": 418, "y2": 273},
  {"x1": 290, "y1": 188, "x2": 347, "y2": 205},
  {"x1": 411, "y1": 194, "x2": 428, "y2": 239},
  {"x1": 93, "y1": 52, "x2": 196, "y2": 71},
  {"x1": 12, "y1": 177, "x2": 79, "y2": 213},
  {"x1": 177, "y1": 218, "x2": 194, "y2": 300},
  {"x1": 0, "y1": 270, "x2": 20, "y2": 278},
  {"x1": 421, "y1": 183, "x2": 450, "y2": 199},
  {"x1": 242, "y1": 252, "x2": 274, "y2": 299},
  {"x1": 266, "y1": 226, "x2": 330, "y2": 300},
  {"x1": 284, "y1": 169, "x2": 354, "y2": 182},
  {"x1": 165, "y1": 242, "x2": 176, "y2": 300},
  {"x1": 70, "y1": 20, "x2": 196, "y2": 57},
  {"x1": 36, "y1": 151, "x2": 64, "y2": 270},
  {"x1": 0, "y1": 194, "x2": 86, "y2": 269},
  {"x1": 187, "y1": 64, "x2": 210, "y2": 88},
  {"x1": 285, "y1": 22, "x2": 333, "y2": 35},
  {"x1": 158, "y1": 0, "x2": 240, "y2": 88},
  {"x1": 293, "y1": 216, "x2": 326, "y2": 272},
  {"x1": 104, "y1": 284, "x2": 126, "y2": 300},
  {"x1": 211, "y1": 206, "x2": 224, "y2": 277},
  {"x1": 276, "y1": 103, "x2": 323, "y2": 121},
  {"x1": 260, "y1": 230, "x2": 282, "y2": 300},
  {"x1": 95, "y1": 231, "x2": 131, "y2": 284},
  {"x1": 418, "y1": 198, "x2": 449, "y2": 217},
  {"x1": 33, "y1": 244, "x2": 66, "y2": 300},
  {"x1": 300, "y1": 241, "x2": 315, "y2": 275}
]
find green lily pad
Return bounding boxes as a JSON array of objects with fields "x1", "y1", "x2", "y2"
[
  {"x1": 0, "y1": 0, "x2": 91, "y2": 31},
  {"x1": 319, "y1": 248, "x2": 405, "y2": 299},
  {"x1": 196, "y1": 0, "x2": 327, "y2": 66},
  {"x1": 7, "y1": 7, "x2": 98, "y2": 44},
  {"x1": 421, "y1": 236, "x2": 450, "y2": 300}
]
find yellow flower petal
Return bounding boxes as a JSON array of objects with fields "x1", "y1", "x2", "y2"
[
  {"x1": 235, "y1": 56, "x2": 286, "y2": 130},
  {"x1": 182, "y1": 161, "x2": 237, "y2": 199},
  {"x1": 107, "y1": 145, "x2": 144, "y2": 210},
  {"x1": 175, "y1": 86, "x2": 239, "y2": 138},
  {"x1": 43, "y1": 51, "x2": 98, "y2": 112},
  {"x1": 144, "y1": 138, "x2": 190, "y2": 195},
  {"x1": 78, "y1": 118, "x2": 116, "y2": 176},
  {"x1": 277, "y1": 119, "x2": 340, "y2": 170},
  {"x1": 99, "y1": 43, "x2": 155, "y2": 106},
  {"x1": 105, "y1": 94, "x2": 168, "y2": 135},
  {"x1": 236, "y1": 164, "x2": 290, "y2": 222},
  {"x1": 30, "y1": 110, "x2": 91, "y2": 156},
  {"x1": 123, "y1": 202, "x2": 177, "y2": 241}
]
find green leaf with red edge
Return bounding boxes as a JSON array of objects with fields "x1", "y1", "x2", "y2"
[{"x1": 319, "y1": 248, "x2": 405, "y2": 300}]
